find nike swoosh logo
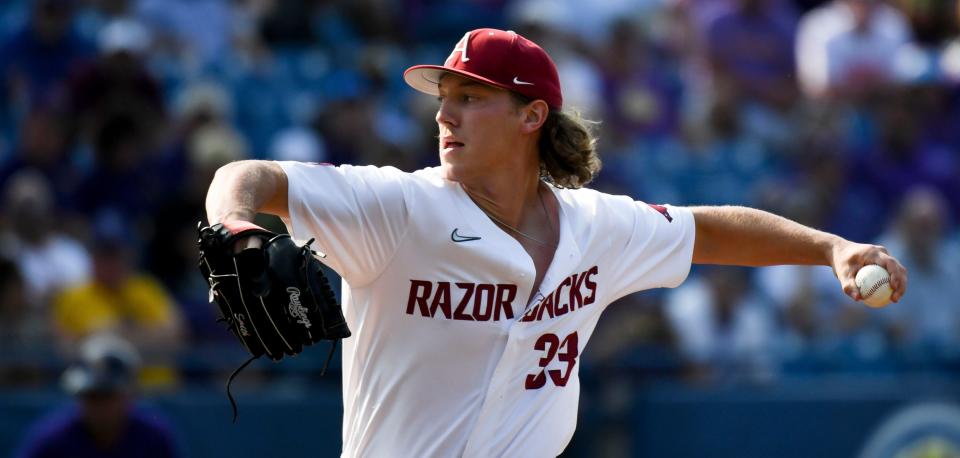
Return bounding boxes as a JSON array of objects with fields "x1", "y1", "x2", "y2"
[
  {"x1": 451, "y1": 228, "x2": 482, "y2": 243},
  {"x1": 512, "y1": 77, "x2": 534, "y2": 86}
]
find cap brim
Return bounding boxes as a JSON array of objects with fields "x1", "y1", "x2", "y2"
[{"x1": 403, "y1": 65, "x2": 513, "y2": 97}]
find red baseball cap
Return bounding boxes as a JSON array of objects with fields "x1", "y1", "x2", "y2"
[{"x1": 404, "y1": 28, "x2": 563, "y2": 110}]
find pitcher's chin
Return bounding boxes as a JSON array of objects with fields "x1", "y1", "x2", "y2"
[{"x1": 438, "y1": 162, "x2": 461, "y2": 183}]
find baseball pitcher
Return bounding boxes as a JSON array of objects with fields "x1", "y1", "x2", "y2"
[{"x1": 202, "y1": 28, "x2": 908, "y2": 457}]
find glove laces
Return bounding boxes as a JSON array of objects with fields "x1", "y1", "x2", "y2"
[
  {"x1": 223, "y1": 339, "x2": 341, "y2": 423},
  {"x1": 226, "y1": 355, "x2": 259, "y2": 423}
]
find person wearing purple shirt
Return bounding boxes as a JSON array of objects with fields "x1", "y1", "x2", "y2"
[
  {"x1": 599, "y1": 18, "x2": 685, "y2": 140},
  {"x1": 15, "y1": 335, "x2": 181, "y2": 458},
  {"x1": 850, "y1": 91, "x2": 960, "y2": 223},
  {"x1": 706, "y1": 0, "x2": 799, "y2": 110},
  {"x1": 16, "y1": 404, "x2": 180, "y2": 458}
]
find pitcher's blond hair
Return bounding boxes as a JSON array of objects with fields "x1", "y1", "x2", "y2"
[{"x1": 513, "y1": 94, "x2": 601, "y2": 189}]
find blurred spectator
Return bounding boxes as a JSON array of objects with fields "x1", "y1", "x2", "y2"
[
  {"x1": 0, "y1": 171, "x2": 78, "y2": 383},
  {"x1": 681, "y1": 86, "x2": 781, "y2": 207},
  {"x1": 876, "y1": 187, "x2": 960, "y2": 360},
  {"x1": 0, "y1": 107, "x2": 79, "y2": 209},
  {"x1": 852, "y1": 89, "x2": 960, "y2": 219},
  {"x1": 796, "y1": 0, "x2": 912, "y2": 98},
  {"x1": 72, "y1": 114, "x2": 161, "y2": 226},
  {"x1": 787, "y1": 139, "x2": 888, "y2": 243},
  {"x1": 0, "y1": 0, "x2": 94, "y2": 118},
  {"x1": 153, "y1": 80, "x2": 244, "y2": 194},
  {"x1": 66, "y1": 17, "x2": 164, "y2": 147},
  {"x1": 667, "y1": 0, "x2": 801, "y2": 127},
  {"x1": 52, "y1": 226, "x2": 184, "y2": 390},
  {"x1": 15, "y1": 334, "x2": 182, "y2": 458},
  {"x1": 0, "y1": 169, "x2": 91, "y2": 308},
  {"x1": 665, "y1": 267, "x2": 778, "y2": 383},
  {"x1": 705, "y1": 0, "x2": 799, "y2": 111},
  {"x1": 598, "y1": 18, "x2": 684, "y2": 142}
]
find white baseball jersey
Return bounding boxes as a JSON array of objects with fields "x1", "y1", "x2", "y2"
[{"x1": 278, "y1": 162, "x2": 695, "y2": 458}]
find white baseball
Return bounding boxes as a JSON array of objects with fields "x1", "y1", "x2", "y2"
[{"x1": 855, "y1": 264, "x2": 893, "y2": 308}]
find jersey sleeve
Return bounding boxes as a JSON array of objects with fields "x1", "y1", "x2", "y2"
[
  {"x1": 278, "y1": 162, "x2": 413, "y2": 286},
  {"x1": 604, "y1": 199, "x2": 696, "y2": 301}
]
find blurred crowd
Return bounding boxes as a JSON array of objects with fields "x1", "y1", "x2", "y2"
[{"x1": 0, "y1": 0, "x2": 958, "y2": 391}]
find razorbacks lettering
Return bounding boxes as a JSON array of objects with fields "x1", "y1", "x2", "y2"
[
  {"x1": 521, "y1": 266, "x2": 598, "y2": 322},
  {"x1": 406, "y1": 281, "x2": 518, "y2": 321}
]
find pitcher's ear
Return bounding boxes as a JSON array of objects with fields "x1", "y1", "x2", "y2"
[{"x1": 520, "y1": 99, "x2": 549, "y2": 134}]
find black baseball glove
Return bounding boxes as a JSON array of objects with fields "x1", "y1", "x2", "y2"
[{"x1": 197, "y1": 220, "x2": 350, "y2": 420}]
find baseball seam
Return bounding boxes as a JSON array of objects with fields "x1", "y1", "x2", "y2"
[{"x1": 863, "y1": 278, "x2": 889, "y2": 298}]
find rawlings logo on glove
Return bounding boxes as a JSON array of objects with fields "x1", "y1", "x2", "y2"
[
  {"x1": 287, "y1": 287, "x2": 312, "y2": 328},
  {"x1": 197, "y1": 220, "x2": 351, "y2": 421}
]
